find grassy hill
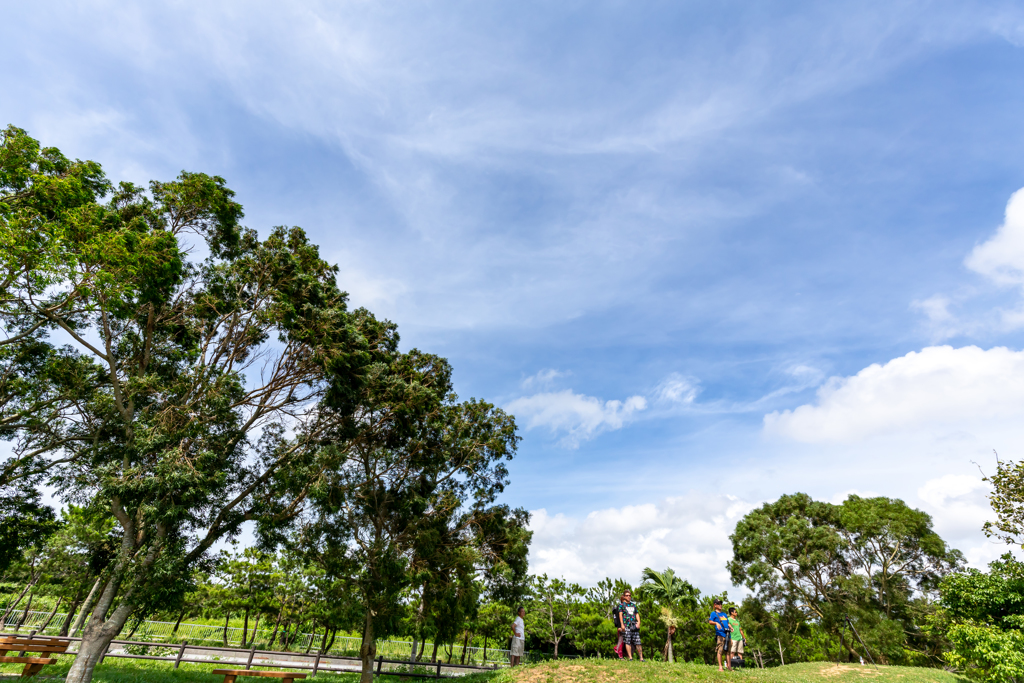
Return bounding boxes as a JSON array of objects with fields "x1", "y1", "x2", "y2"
[
  {"x1": 2, "y1": 656, "x2": 966, "y2": 683},
  {"x1": 480, "y1": 659, "x2": 966, "y2": 683}
]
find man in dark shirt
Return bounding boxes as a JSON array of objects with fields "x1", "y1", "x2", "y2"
[
  {"x1": 619, "y1": 590, "x2": 643, "y2": 661},
  {"x1": 708, "y1": 599, "x2": 732, "y2": 671}
]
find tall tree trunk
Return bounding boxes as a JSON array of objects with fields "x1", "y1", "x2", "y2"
[
  {"x1": 242, "y1": 607, "x2": 250, "y2": 647},
  {"x1": 222, "y1": 613, "x2": 231, "y2": 647},
  {"x1": 1, "y1": 579, "x2": 37, "y2": 626},
  {"x1": 305, "y1": 627, "x2": 317, "y2": 653},
  {"x1": 431, "y1": 639, "x2": 439, "y2": 663},
  {"x1": 553, "y1": 637, "x2": 559, "y2": 658},
  {"x1": 359, "y1": 610, "x2": 376, "y2": 683},
  {"x1": 14, "y1": 591, "x2": 34, "y2": 631},
  {"x1": 61, "y1": 594, "x2": 83, "y2": 637},
  {"x1": 776, "y1": 638, "x2": 785, "y2": 666},
  {"x1": 281, "y1": 620, "x2": 294, "y2": 651},
  {"x1": 664, "y1": 633, "x2": 674, "y2": 664},
  {"x1": 460, "y1": 631, "x2": 469, "y2": 665},
  {"x1": 39, "y1": 597, "x2": 65, "y2": 635},
  {"x1": 482, "y1": 635, "x2": 487, "y2": 665},
  {"x1": 268, "y1": 610, "x2": 283, "y2": 649},
  {"x1": 249, "y1": 613, "x2": 261, "y2": 647},
  {"x1": 65, "y1": 580, "x2": 135, "y2": 683},
  {"x1": 171, "y1": 609, "x2": 186, "y2": 636},
  {"x1": 69, "y1": 577, "x2": 103, "y2": 637},
  {"x1": 324, "y1": 627, "x2": 337, "y2": 654}
]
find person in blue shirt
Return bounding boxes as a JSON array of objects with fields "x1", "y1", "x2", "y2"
[{"x1": 708, "y1": 599, "x2": 732, "y2": 671}]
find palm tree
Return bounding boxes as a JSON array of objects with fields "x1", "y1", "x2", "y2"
[{"x1": 639, "y1": 567, "x2": 699, "y2": 663}]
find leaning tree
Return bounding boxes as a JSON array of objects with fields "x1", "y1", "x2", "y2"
[{"x1": 0, "y1": 125, "x2": 370, "y2": 683}]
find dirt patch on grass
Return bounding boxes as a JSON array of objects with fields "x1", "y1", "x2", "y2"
[
  {"x1": 511, "y1": 663, "x2": 638, "y2": 683},
  {"x1": 818, "y1": 664, "x2": 884, "y2": 678}
]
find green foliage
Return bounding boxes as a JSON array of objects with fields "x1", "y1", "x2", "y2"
[
  {"x1": 0, "y1": 487, "x2": 57, "y2": 573},
  {"x1": 526, "y1": 574, "x2": 585, "y2": 657},
  {"x1": 729, "y1": 493, "x2": 962, "y2": 666},
  {"x1": 941, "y1": 554, "x2": 1024, "y2": 681},
  {"x1": 984, "y1": 457, "x2": 1024, "y2": 551}
]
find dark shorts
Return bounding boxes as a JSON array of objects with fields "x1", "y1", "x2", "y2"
[
  {"x1": 623, "y1": 629, "x2": 642, "y2": 647},
  {"x1": 716, "y1": 635, "x2": 729, "y2": 654}
]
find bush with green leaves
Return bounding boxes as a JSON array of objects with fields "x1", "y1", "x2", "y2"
[{"x1": 941, "y1": 554, "x2": 1024, "y2": 682}]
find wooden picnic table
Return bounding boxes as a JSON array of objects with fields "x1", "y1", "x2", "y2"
[
  {"x1": 0, "y1": 636, "x2": 71, "y2": 678},
  {"x1": 211, "y1": 669, "x2": 309, "y2": 683}
]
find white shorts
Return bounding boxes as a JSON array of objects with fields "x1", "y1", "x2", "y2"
[{"x1": 511, "y1": 637, "x2": 525, "y2": 657}]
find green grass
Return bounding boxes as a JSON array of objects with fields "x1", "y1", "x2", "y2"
[
  {"x1": 0, "y1": 656, "x2": 966, "y2": 683},
  {"x1": 0, "y1": 654, "x2": 500, "y2": 682},
  {"x1": 490, "y1": 659, "x2": 967, "y2": 683}
]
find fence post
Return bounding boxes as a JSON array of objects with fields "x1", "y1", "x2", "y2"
[
  {"x1": 312, "y1": 652, "x2": 321, "y2": 677},
  {"x1": 435, "y1": 660, "x2": 441, "y2": 679},
  {"x1": 174, "y1": 641, "x2": 188, "y2": 669},
  {"x1": 376, "y1": 655, "x2": 383, "y2": 676},
  {"x1": 246, "y1": 643, "x2": 256, "y2": 670}
]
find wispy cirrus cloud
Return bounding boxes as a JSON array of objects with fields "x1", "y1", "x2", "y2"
[{"x1": 506, "y1": 389, "x2": 648, "y2": 448}]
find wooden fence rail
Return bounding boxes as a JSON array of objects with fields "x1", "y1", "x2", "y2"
[{"x1": 0, "y1": 633, "x2": 505, "y2": 679}]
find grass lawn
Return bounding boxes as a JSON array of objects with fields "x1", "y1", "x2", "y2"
[
  {"x1": 1, "y1": 657, "x2": 966, "y2": 683},
  {"x1": 492, "y1": 660, "x2": 967, "y2": 683}
]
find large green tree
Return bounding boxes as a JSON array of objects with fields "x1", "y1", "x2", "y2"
[
  {"x1": 296, "y1": 323, "x2": 527, "y2": 683},
  {"x1": 729, "y1": 492, "x2": 961, "y2": 665},
  {"x1": 0, "y1": 126, "x2": 368, "y2": 683}
]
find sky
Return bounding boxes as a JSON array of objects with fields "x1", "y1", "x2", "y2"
[{"x1": 3, "y1": 0, "x2": 1024, "y2": 596}]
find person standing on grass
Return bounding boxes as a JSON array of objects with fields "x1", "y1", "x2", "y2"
[
  {"x1": 728, "y1": 607, "x2": 746, "y2": 665},
  {"x1": 619, "y1": 590, "x2": 643, "y2": 661},
  {"x1": 709, "y1": 599, "x2": 732, "y2": 671},
  {"x1": 510, "y1": 606, "x2": 526, "y2": 666},
  {"x1": 612, "y1": 592, "x2": 626, "y2": 658}
]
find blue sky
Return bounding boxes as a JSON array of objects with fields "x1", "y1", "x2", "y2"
[{"x1": 4, "y1": 0, "x2": 1024, "y2": 592}]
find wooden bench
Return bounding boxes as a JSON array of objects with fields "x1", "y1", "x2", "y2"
[
  {"x1": 0, "y1": 636, "x2": 71, "y2": 678},
  {"x1": 211, "y1": 670, "x2": 308, "y2": 683}
]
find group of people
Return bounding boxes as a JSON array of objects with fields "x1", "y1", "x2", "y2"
[
  {"x1": 507, "y1": 593, "x2": 746, "y2": 670},
  {"x1": 709, "y1": 599, "x2": 746, "y2": 671}
]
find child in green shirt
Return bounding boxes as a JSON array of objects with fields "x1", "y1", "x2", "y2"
[{"x1": 727, "y1": 607, "x2": 745, "y2": 662}]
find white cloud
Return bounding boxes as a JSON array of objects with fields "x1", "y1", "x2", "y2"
[
  {"x1": 528, "y1": 493, "x2": 756, "y2": 592},
  {"x1": 916, "y1": 473, "x2": 1012, "y2": 567},
  {"x1": 654, "y1": 373, "x2": 700, "y2": 405},
  {"x1": 506, "y1": 389, "x2": 647, "y2": 447},
  {"x1": 966, "y1": 187, "x2": 1024, "y2": 287},
  {"x1": 520, "y1": 369, "x2": 569, "y2": 391},
  {"x1": 764, "y1": 345, "x2": 1024, "y2": 443}
]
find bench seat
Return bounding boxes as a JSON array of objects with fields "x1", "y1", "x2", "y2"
[
  {"x1": 212, "y1": 669, "x2": 309, "y2": 683},
  {"x1": 0, "y1": 636, "x2": 70, "y2": 677}
]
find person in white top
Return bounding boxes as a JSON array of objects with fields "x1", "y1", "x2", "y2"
[{"x1": 510, "y1": 606, "x2": 526, "y2": 666}]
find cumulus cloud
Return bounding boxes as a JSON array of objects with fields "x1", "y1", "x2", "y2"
[
  {"x1": 763, "y1": 345, "x2": 1024, "y2": 443},
  {"x1": 528, "y1": 493, "x2": 756, "y2": 591},
  {"x1": 506, "y1": 390, "x2": 647, "y2": 448},
  {"x1": 966, "y1": 187, "x2": 1024, "y2": 286}
]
